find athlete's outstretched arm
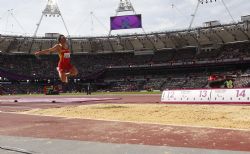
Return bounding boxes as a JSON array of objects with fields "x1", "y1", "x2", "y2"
[{"x1": 34, "y1": 44, "x2": 60, "y2": 55}]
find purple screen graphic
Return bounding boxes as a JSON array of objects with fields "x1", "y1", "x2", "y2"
[{"x1": 110, "y1": 14, "x2": 142, "y2": 30}]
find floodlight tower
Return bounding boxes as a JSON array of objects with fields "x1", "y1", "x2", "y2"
[
  {"x1": 116, "y1": 0, "x2": 135, "y2": 15},
  {"x1": 188, "y1": 0, "x2": 235, "y2": 30},
  {"x1": 33, "y1": 0, "x2": 70, "y2": 37}
]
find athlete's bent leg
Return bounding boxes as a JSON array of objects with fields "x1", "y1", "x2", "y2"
[
  {"x1": 57, "y1": 67, "x2": 68, "y2": 83},
  {"x1": 69, "y1": 66, "x2": 78, "y2": 77}
]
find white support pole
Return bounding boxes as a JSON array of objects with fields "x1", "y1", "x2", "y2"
[
  {"x1": 188, "y1": 0, "x2": 200, "y2": 30},
  {"x1": 90, "y1": 12, "x2": 94, "y2": 36},
  {"x1": 221, "y1": 0, "x2": 236, "y2": 23},
  {"x1": 33, "y1": 14, "x2": 44, "y2": 37},
  {"x1": 60, "y1": 15, "x2": 70, "y2": 37}
]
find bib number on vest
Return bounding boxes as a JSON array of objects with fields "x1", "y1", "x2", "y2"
[{"x1": 64, "y1": 53, "x2": 70, "y2": 58}]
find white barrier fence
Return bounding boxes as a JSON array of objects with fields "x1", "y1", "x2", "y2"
[{"x1": 161, "y1": 88, "x2": 250, "y2": 104}]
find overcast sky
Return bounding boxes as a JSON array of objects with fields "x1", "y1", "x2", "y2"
[{"x1": 0, "y1": 0, "x2": 249, "y2": 37}]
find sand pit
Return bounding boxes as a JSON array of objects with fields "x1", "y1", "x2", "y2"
[{"x1": 23, "y1": 104, "x2": 250, "y2": 130}]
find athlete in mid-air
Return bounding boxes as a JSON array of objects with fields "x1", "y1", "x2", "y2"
[{"x1": 34, "y1": 34, "x2": 78, "y2": 83}]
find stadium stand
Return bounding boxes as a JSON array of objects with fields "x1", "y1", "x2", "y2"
[{"x1": 0, "y1": 20, "x2": 250, "y2": 94}]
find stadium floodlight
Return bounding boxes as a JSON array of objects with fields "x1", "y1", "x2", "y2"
[
  {"x1": 42, "y1": 0, "x2": 61, "y2": 17},
  {"x1": 116, "y1": 0, "x2": 135, "y2": 13},
  {"x1": 199, "y1": 0, "x2": 217, "y2": 4}
]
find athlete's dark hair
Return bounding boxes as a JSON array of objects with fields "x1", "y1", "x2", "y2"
[{"x1": 57, "y1": 34, "x2": 65, "y2": 43}]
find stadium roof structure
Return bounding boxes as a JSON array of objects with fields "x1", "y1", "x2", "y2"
[{"x1": 0, "y1": 19, "x2": 249, "y2": 54}]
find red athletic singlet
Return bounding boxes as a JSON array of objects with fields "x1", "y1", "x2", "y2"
[{"x1": 58, "y1": 46, "x2": 73, "y2": 72}]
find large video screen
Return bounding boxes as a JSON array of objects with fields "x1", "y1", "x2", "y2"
[{"x1": 110, "y1": 14, "x2": 142, "y2": 30}]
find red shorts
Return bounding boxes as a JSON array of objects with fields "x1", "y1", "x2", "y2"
[{"x1": 58, "y1": 62, "x2": 73, "y2": 73}]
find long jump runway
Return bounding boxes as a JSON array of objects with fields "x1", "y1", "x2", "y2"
[
  {"x1": 0, "y1": 95, "x2": 250, "y2": 154},
  {"x1": 0, "y1": 96, "x2": 121, "y2": 103}
]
